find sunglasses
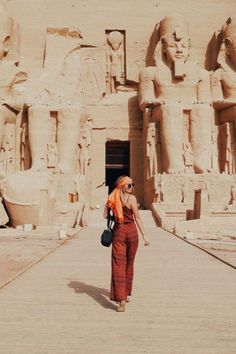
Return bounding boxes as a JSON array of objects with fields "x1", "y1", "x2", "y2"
[{"x1": 127, "y1": 183, "x2": 135, "y2": 189}]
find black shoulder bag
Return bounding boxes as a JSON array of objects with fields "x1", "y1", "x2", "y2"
[{"x1": 101, "y1": 208, "x2": 114, "y2": 247}]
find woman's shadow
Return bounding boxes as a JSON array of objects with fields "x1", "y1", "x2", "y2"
[{"x1": 68, "y1": 281, "x2": 116, "y2": 310}]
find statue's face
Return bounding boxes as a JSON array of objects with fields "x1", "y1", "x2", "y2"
[
  {"x1": 110, "y1": 41, "x2": 121, "y2": 50},
  {"x1": 163, "y1": 38, "x2": 190, "y2": 64}
]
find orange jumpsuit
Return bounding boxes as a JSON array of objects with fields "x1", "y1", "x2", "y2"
[{"x1": 110, "y1": 206, "x2": 139, "y2": 302}]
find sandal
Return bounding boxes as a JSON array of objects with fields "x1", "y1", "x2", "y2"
[{"x1": 116, "y1": 300, "x2": 126, "y2": 312}]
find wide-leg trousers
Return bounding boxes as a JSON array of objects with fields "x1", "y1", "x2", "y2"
[{"x1": 110, "y1": 222, "x2": 139, "y2": 302}]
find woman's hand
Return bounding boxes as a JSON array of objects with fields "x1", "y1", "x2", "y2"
[{"x1": 143, "y1": 238, "x2": 150, "y2": 246}]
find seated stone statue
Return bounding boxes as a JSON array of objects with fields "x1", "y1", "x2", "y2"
[
  {"x1": 27, "y1": 27, "x2": 86, "y2": 174},
  {"x1": 139, "y1": 13, "x2": 212, "y2": 174},
  {"x1": 211, "y1": 15, "x2": 236, "y2": 124},
  {"x1": 0, "y1": 6, "x2": 27, "y2": 164}
]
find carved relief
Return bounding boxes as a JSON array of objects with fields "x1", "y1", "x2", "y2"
[
  {"x1": 78, "y1": 116, "x2": 92, "y2": 176},
  {"x1": 106, "y1": 30, "x2": 125, "y2": 94},
  {"x1": 80, "y1": 48, "x2": 105, "y2": 101},
  {"x1": 183, "y1": 142, "x2": 193, "y2": 173},
  {"x1": 27, "y1": 26, "x2": 86, "y2": 174},
  {"x1": 146, "y1": 122, "x2": 158, "y2": 177}
]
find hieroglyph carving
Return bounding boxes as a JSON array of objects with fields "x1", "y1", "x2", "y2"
[
  {"x1": 139, "y1": 14, "x2": 212, "y2": 174},
  {"x1": 78, "y1": 116, "x2": 92, "y2": 176}
]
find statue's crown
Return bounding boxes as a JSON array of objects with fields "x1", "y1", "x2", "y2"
[{"x1": 160, "y1": 13, "x2": 189, "y2": 40}]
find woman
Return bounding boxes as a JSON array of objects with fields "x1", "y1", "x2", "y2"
[{"x1": 104, "y1": 175, "x2": 150, "y2": 312}]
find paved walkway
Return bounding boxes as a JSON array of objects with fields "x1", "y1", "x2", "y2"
[{"x1": 0, "y1": 217, "x2": 235, "y2": 354}]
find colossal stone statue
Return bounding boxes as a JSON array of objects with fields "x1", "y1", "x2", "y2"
[
  {"x1": 0, "y1": 4, "x2": 27, "y2": 174},
  {"x1": 212, "y1": 15, "x2": 236, "y2": 124},
  {"x1": 106, "y1": 31, "x2": 125, "y2": 94},
  {"x1": 139, "y1": 14, "x2": 212, "y2": 174},
  {"x1": 211, "y1": 16, "x2": 236, "y2": 175},
  {"x1": 27, "y1": 27, "x2": 86, "y2": 174}
]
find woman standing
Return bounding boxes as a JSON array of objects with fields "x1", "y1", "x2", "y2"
[{"x1": 104, "y1": 176, "x2": 150, "y2": 312}]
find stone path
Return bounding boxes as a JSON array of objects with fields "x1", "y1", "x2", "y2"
[
  {"x1": 0, "y1": 227, "x2": 79, "y2": 289},
  {"x1": 0, "y1": 216, "x2": 235, "y2": 354}
]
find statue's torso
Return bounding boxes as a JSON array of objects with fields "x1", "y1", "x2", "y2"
[
  {"x1": 153, "y1": 63, "x2": 200, "y2": 103},
  {"x1": 220, "y1": 68, "x2": 236, "y2": 99},
  {"x1": 0, "y1": 61, "x2": 18, "y2": 99}
]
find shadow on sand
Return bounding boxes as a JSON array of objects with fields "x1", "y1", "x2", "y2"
[{"x1": 68, "y1": 280, "x2": 116, "y2": 310}]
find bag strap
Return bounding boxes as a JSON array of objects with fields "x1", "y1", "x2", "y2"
[{"x1": 107, "y1": 208, "x2": 114, "y2": 229}]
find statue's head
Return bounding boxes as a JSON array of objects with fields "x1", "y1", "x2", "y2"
[
  {"x1": 221, "y1": 16, "x2": 236, "y2": 66},
  {"x1": 160, "y1": 14, "x2": 190, "y2": 64},
  {"x1": 0, "y1": 8, "x2": 13, "y2": 60},
  {"x1": 107, "y1": 31, "x2": 123, "y2": 51}
]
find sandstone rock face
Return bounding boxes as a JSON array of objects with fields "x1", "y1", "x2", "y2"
[{"x1": 0, "y1": 0, "x2": 235, "y2": 230}]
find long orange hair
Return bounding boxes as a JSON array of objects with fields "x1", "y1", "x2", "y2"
[{"x1": 108, "y1": 176, "x2": 133, "y2": 223}]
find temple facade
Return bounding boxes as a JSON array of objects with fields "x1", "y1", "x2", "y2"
[{"x1": 0, "y1": 0, "x2": 236, "y2": 231}]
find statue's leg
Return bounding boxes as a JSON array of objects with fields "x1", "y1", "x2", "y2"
[
  {"x1": 0, "y1": 106, "x2": 17, "y2": 147},
  {"x1": 158, "y1": 104, "x2": 185, "y2": 173},
  {"x1": 28, "y1": 105, "x2": 50, "y2": 171},
  {"x1": 219, "y1": 106, "x2": 236, "y2": 124},
  {"x1": 57, "y1": 105, "x2": 84, "y2": 174},
  {"x1": 190, "y1": 104, "x2": 212, "y2": 173}
]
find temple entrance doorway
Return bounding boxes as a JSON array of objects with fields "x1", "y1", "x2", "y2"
[{"x1": 106, "y1": 141, "x2": 130, "y2": 193}]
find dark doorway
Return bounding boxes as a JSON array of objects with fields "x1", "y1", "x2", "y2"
[{"x1": 106, "y1": 141, "x2": 130, "y2": 193}]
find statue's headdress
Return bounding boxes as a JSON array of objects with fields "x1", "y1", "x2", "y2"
[
  {"x1": 159, "y1": 13, "x2": 190, "y2": 43},
  {"x1": 107, "y1": 31, "x2": 123, "y2": 46}
]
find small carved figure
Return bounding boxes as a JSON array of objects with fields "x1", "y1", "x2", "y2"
[
  {"x1": 230, "y1": 185, "x2": 236, "y2": 205},
  {"x1": 210, "y1": 129, "x2": 219, "y2": 173},
  {"x1": 106, "y1": 31, "x2": 125, "y2": 94},
  {"x1": 154, "y1": 175, "x2": 163, "y2": 203},
  {"x1": 181, "y1": 183, "x2": 189, "y2": 204},
  {"x1": 47, "y1": 143, "x2": 57, "y2": 168},
  {"x1": 146, "y1": 122, "x2": 158, "y2": 177},
  {"x1": 78, "y1": 117, "x2": 92, "y2": 176},
  {"x1": 225, "y1": 123, "x2": 233, "y2": 174},
  {"x1": 183, "y1": 142, "x2": 193, "y2": 173}
]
